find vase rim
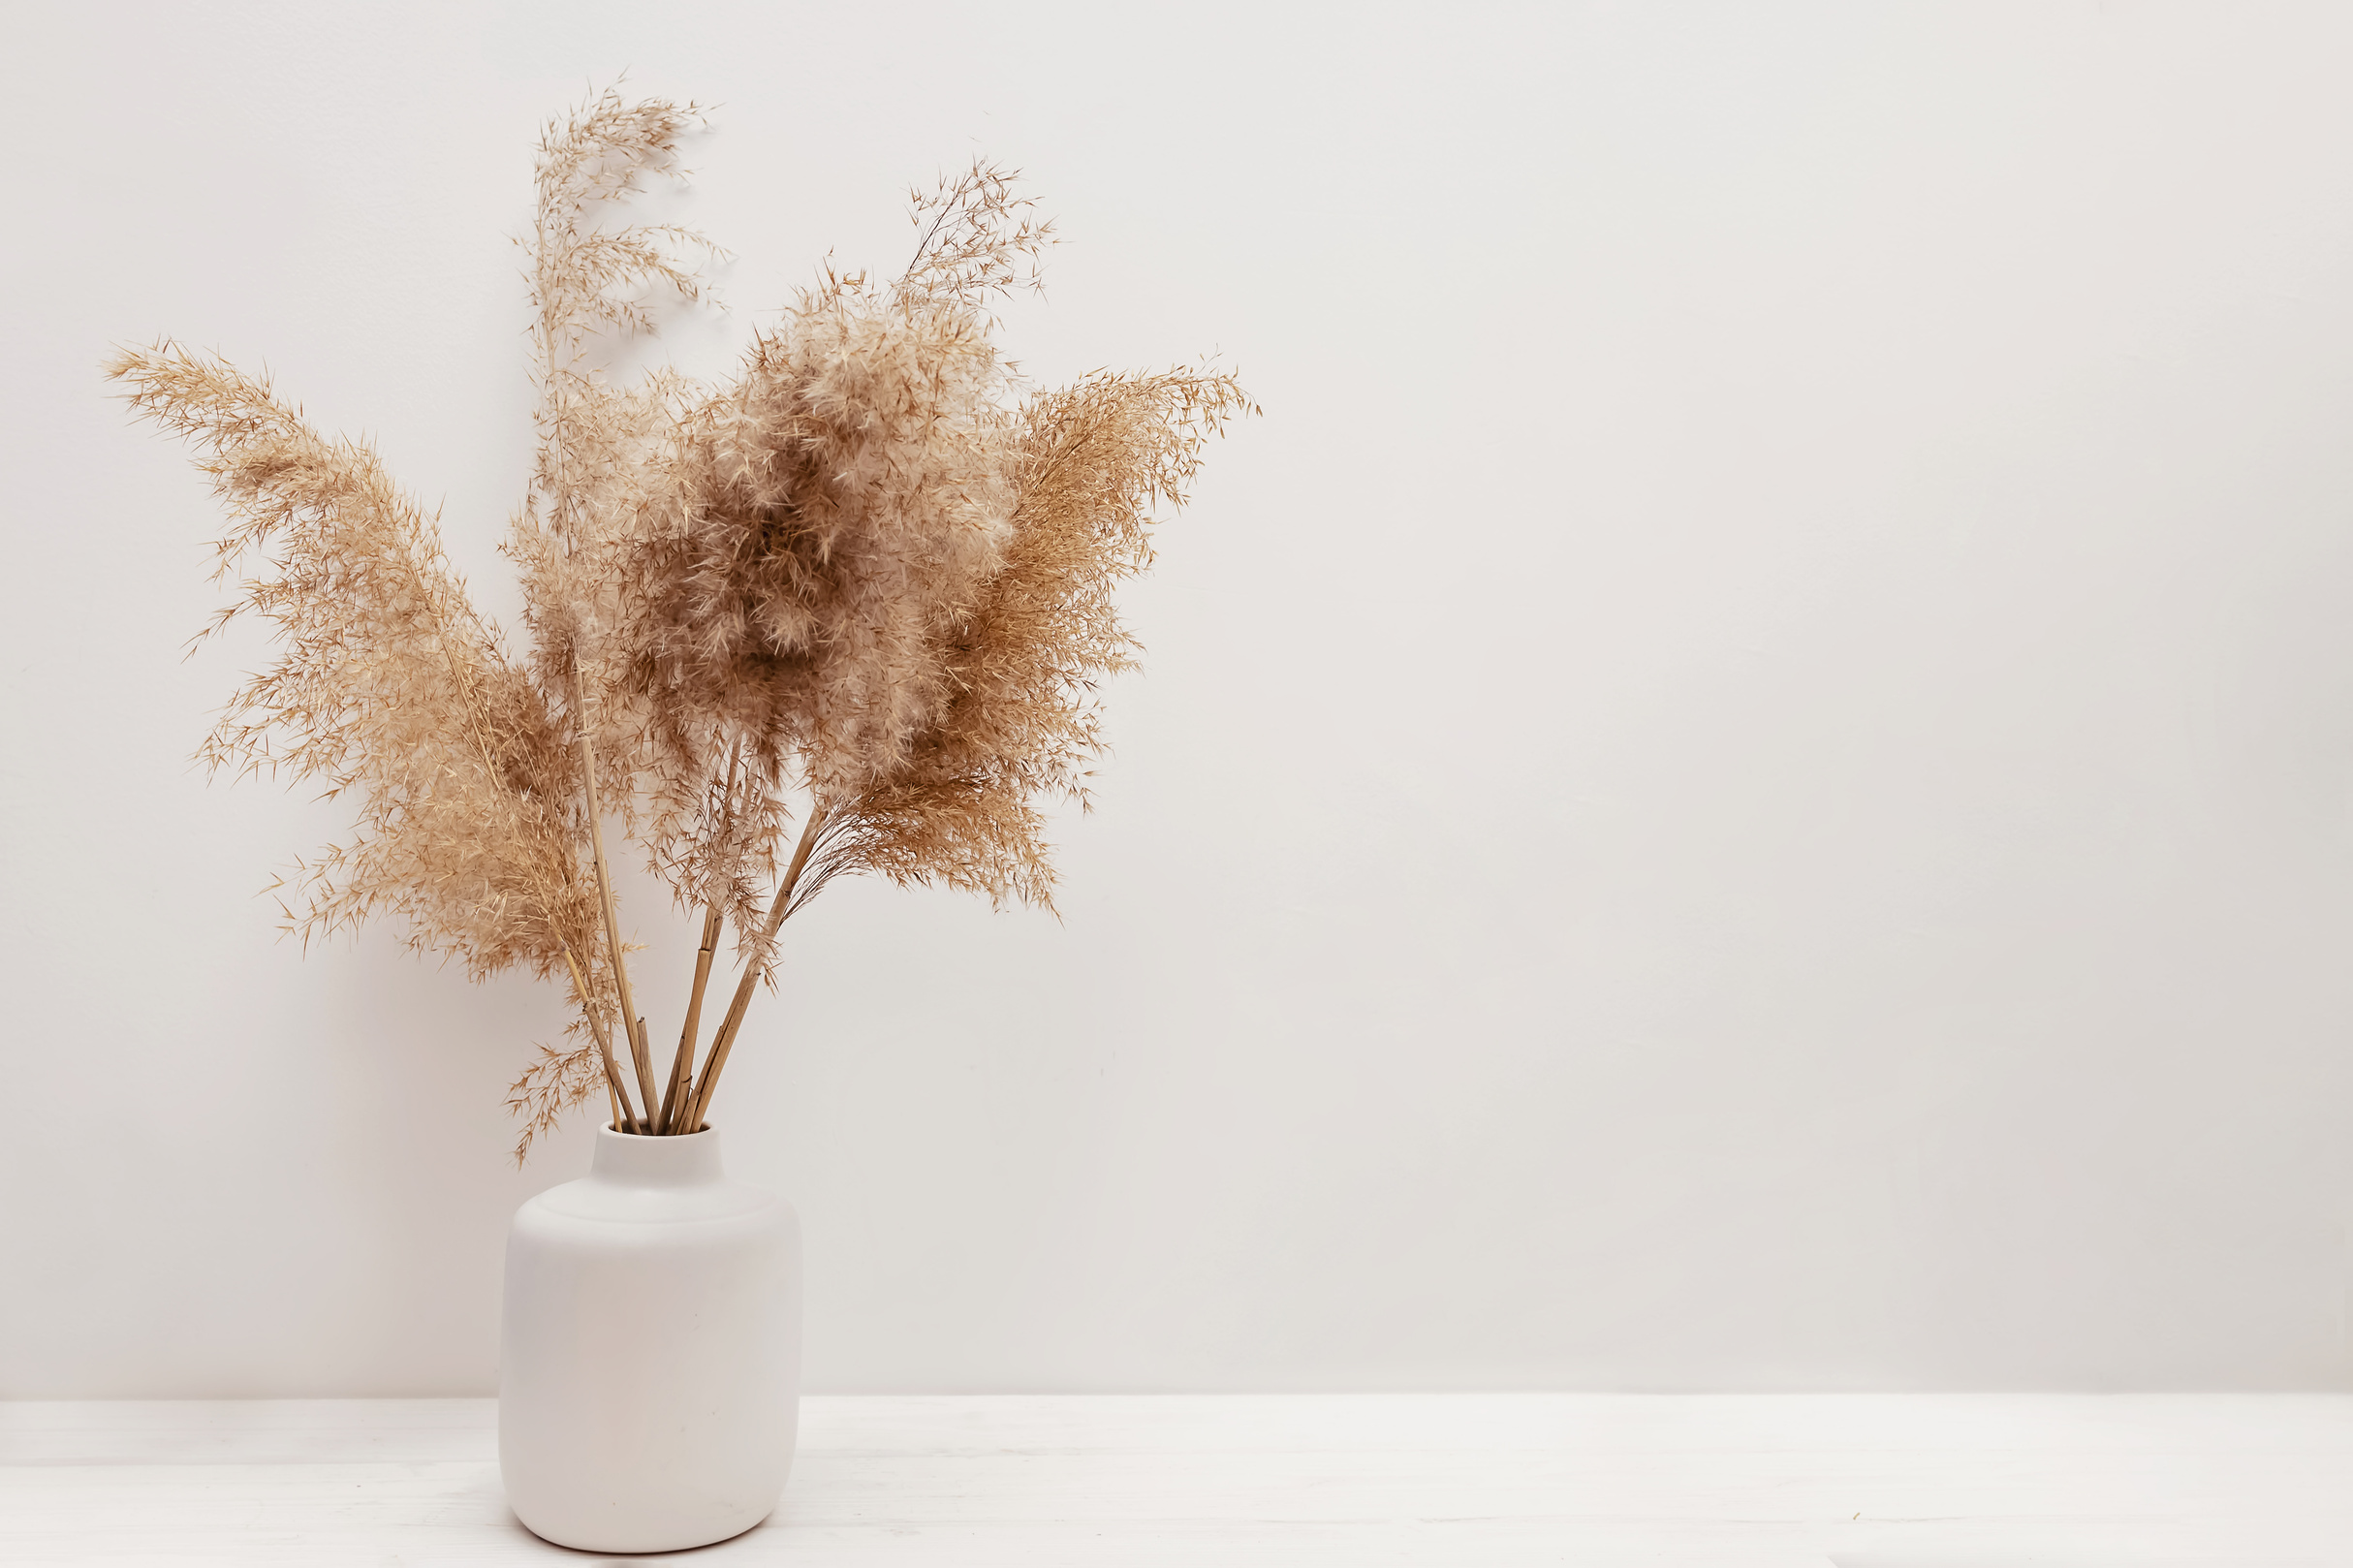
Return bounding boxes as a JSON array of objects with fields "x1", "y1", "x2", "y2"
[{"x1": 589, "y1": 1122, "x2": 727, "y2": 1186}]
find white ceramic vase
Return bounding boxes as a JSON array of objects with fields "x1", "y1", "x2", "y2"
[{"x1": 499, "y1": 1125, "x2": 801, "y2": 1552}]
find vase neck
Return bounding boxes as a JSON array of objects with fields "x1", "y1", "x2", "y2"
[{"x1": 589, "y1": 1126, "x2": 725, "y2": 1187}]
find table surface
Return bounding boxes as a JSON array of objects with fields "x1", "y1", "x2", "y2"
[{"x1": 3, "y1": 1394, "x2": 2348, "y2": 1566}]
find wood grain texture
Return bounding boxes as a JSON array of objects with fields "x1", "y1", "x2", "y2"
[{"x1": 2, "y1": 1395, "x2": 2347, "y2": 1565}]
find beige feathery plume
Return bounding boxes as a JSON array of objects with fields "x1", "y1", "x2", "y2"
[
  {"x1": 102, "y1": 342, "x2": 639, "y2": 1151},
  {"x1": 800, "y1": 367, "x2": 1255, "y2": 915}
]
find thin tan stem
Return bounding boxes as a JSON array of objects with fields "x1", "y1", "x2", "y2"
[
  {"x1": 660, "y1": 905, "x2": 723, "y2": 1133},
  {"x1": 562, "y1": 945, "x2": 640, "y2": 1132},
  {"x1": 577, "y1": 711, "x2": 661, "y2": 1123},
  {"x1": 683, "y1": 805, "x2": 830, "y2": 1132},
  {"x1": 534, "y1": 180, "x2": 641, "y2": 1132},
  {"x1": 658, "y1": 746, "x2": 740, "y2": 1134}
]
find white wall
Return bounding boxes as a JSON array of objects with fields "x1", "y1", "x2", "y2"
[{"x1": 5, "y1": 1, "x2": 2351, "y2": 1396}]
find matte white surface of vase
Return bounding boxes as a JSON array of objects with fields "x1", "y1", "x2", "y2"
[{"x1": 500, "y1": 1126, "x2": 800, "y2": 1552}]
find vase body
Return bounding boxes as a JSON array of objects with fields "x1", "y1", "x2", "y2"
[{"x1": 499, "y1": 1126, "x2": 800, "y2": 1552}]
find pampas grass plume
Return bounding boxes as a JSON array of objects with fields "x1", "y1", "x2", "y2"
[{"x1": 110, "y1": 89, "x2": 1253, "y2": 1159}]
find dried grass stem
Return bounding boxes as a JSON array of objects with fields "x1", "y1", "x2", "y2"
[
  {"x1": 683, "y1": 805, "x2": 829, "y2": 1133},
  {"x1": 579, "y1": 714, "x2": 656, "y2": 1129}
]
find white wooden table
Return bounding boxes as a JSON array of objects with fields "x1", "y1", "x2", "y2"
[{"x1": 3, "y1": 1395, "x2": 2347, "y2": 1565}]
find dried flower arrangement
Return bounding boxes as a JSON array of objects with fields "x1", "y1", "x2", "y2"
[{"x1": 109, "y1": 91, "x2": 1251, "y2": 1159}]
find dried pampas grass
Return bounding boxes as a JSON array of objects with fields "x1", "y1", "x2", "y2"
[{"x1": 110, "y1": 89, "x2": 1252, "y2": 1159}]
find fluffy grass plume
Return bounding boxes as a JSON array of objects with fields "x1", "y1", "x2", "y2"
[{"x1": 110, "y1": 89, "x2": 1252, "y2": 1159}]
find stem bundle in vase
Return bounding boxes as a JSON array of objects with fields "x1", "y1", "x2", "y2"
[{"x1": 110, "y1": 91, "x2": 1251, "y2": 1159}]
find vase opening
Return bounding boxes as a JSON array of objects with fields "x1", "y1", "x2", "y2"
[{"x1": 589, "y1": 1123, "x2": 725, "y2": 1186}]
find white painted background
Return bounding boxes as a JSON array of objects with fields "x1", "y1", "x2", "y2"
[{"x1": 4, "y1": 1, "x2": 2350, "y2": 1397}]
